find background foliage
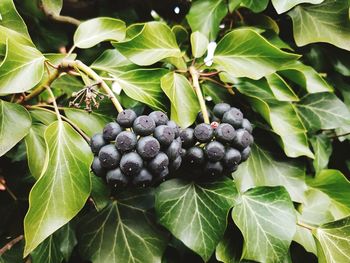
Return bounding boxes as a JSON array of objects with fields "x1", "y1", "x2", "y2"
[{"x1": 0, "y1": 0, "x2": 350, "y2": 262}]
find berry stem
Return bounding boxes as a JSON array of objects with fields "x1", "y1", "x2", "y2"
[
  {"x1": 189, "y1": 66, "x2": 210, "y2": 124},
  {"x1": 65, "y1": 60, "x2": 124, "y2": 113}
]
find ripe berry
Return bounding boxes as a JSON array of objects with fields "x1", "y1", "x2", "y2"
[
  {"x1": 197, "y1": 111, "x2": 212, "y2": 123},
  {"x1": 166, "y1": 139, "x2": 182, "y2": 160},
  {"x1": 205, "y1": 161, "x2": 224, "y2": 177},
  {"x1": 148, "y1": 152, "x2": 169, "y2": 175},
  {"x1": 149, "y1": 111, "x2": 169, "y2": 126},
  {"x1": 103, "y1": 122, "x2": 122, "y2": 141},
  {"x1": 132, "y1": 169, "x2": 153, "y2": 187},
  {"x1": 215, "y1": 123, "x2": 236, "y2": 143},
  {"x1": 91, "y1": 157, "x2": 106, "y2": 177},
  {"x1": 223, "y1": 148, "x2": 241, "y2": 168},
  {"x1": 106, "y1": 168, "x2": 128, "y2": 188},
  {"x1": 115, "y1": 131, "x2": 137, "y2": 152},
  {"x1": 167, "y1": 120, "x2": 180, "y2": 137},
  {"x1": 137, "y1": 136, "x2": 160, "y2": 159},
  {"x1": 213, "y1": 103, "x2": 231, "y2": 119},
  {"x1": 241, "y1": 146, "x2": 251, "y2": 162},
  {"x1": 169, "y1": 156, "x2": 182, "y2": 171},
  {"x1": 98, "y1": 145, "x2": 121, "y2": 169},
  {"x1": 120, "y1": 152, "x2": 143, "y2": 176},
  {"x1": 194, "y1": 123, "x2": 214, "y2": 143},
  {"x1": 185, "y1": 146, "x2": 204, "y2": 165},
  {"x1": 205, "y1": 141, "x2": 225, "y2": 161},
  {"x1": 91, "y1": 133, "x2": 107, "y2": 155},
  {"x1": 179, "y1": 128, "x2": 195, "y2": 148},
  {"x1": 133, "y1": 115, "x2": 156, "y2": 136},
  {"x1": 117, "y1": 109, "x2": 137, "y2": 128},
  {"x1": 157, "y1": 167, "x2": 169, "y2": 181},
  {"x1": 154, "y1": 125, "x2": 175, "y2": 146},
  {"x1": 233, "y1": 129, "x2": 253, "y2": 149},
  {"x1": 222, "y1": 107, "x2": 243, "y2": 128},
  {"x1": 242, "y1": 118, "x2": 253, "y2": 133}
]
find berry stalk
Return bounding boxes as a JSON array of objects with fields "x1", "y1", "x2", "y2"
[{"x1": 189, "y1": 66, "x2": 210, "y2": 124}]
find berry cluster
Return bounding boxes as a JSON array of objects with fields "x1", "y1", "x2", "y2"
[
  {"x1": 90, "y1": 109, "x2": 182, "y2": 189},
  {"x1": 179, "y1": 103, "x2": 253, "y2": 179}
]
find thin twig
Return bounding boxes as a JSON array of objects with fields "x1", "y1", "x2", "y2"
[
  {"x1": 0, "y1": 235, "x2": 24, "y2": 256},
  {"x1": 189, "y1": 66, "x2": 210, "y2": 124},
  {"x1": 199, "y1": 71, "x2": 221, "y2": 77},
  {"x1": 42, "y1": 5, "x2": 81, "y2": 26},
  {"x1": 330, "y1": 131, "x2": 350, "y2": 138}
]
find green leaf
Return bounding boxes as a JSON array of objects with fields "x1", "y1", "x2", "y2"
[
  {"x1": 310, "y1": 134, "x2": 332, "y2": 173},
  {"x1": 31, "y1": 235, "x2": 63, "y2": 263},
  {"x1": 265, "y1": 73, "x2": 299, "y2": 102},
  {"x1": 296, "y1": 92, "x2": 350, "y2": 131},
  {"x1": 113, "y1": 22, "x2": 182, "y2": 66},
  {"x1": 190, "y1": 31, "x2": 208, "y2": 58},
  {"x1": 214, "y1": 29, "x2": 299, "y2": 80},
  {"x1": 186, "y1": 0, "x2": 227, "y2": 40},
  {"x1": 271, "y1": 0, "x2": 324, "y2": 14},
  {"x1": 55, "y1": 223, "x2": 77, "y2": 262},
  {"x1": 160, "y1": 72, "x2": 200, "y2": 128},
  {"x1": 0, "y1": 40, "x2": 45, "y2": 95},
  {"x1": 313, "y1": 216, "x2": 350, "y2": 263},
  {"x1": 229, "y1": 0, "x2": 242, "y2": 12},
  {"x1": 24, "y1": 124, "x2": 47, "y2": 180},
  {"x1": 171, "y1": 25, "x2": 188, "y2": 46},
  {"x1": 241, "y1": 0, "x2": 269, "y2": 12},
  {"x1": 155, "y1": 178, "x2": 237, "y2": 261},
  {"x1": 288, "y1": 0, "x2": 350, "y2": 51},
  {"x1": 307, "y1": 169, "x2": 350, "y2": 217},
  {"x1": 234, "y1": 143, "x2": 307, "y2": 203},
  {"x1": 232, "y1": 186, "x2": 297, "y2": 263},
  {"x1": 279, "y1": 61, "x2": 332, "y2": 93},
  {"x1": 91, "y1": 49, "x2": 137, "y2": 77},
  {"x1": 215, "y1": 225, "x2": 242, "y2": 263},
  {"x1": 64, "y1": 108, "x2": 113, "y2": 138},
  {"x1": 114, "y1": 68, "x2": 168, "y2": 111},
  {"x1": 0, "y1": 100, "x2": 31, "y2": 157},
  {"x1": 293, "y1": 225, "x2": 317, "y2": 255},
  {"x1": 41, "y1": 0, "x2": 62, "y2": 16},
  {"x1": 90, "y1": 175, "x2": 110, "y2": 211},
  {"x1": 78, "y1": 189, "x2": 167, "y2": 263},
  {"x1": 24, "y1": 121, "x2": 92, "y2": 256},
  {"x1": 30, "y1": 108, "x2": 57, "y2": 125},
  {"x1": 74, "y1": 17, "x2": 126, "y2": 49},
  {"x1": 231, "y1": 77, "x2": 314, "y2": 158},
  {"x1": 202, "y1": 81, "x2": 233, "y2": 104}
]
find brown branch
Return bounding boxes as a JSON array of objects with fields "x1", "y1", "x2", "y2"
[
  {"x1": 0, "y1": 235, "x2": 24, "y2": 256},
  {"x1": 41, "y1": 5, "x2": 81, "y2": 26}
]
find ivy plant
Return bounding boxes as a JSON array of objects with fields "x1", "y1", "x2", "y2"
[{"x1": 0, "y1": 0, "x2": 350, "y2": 262}]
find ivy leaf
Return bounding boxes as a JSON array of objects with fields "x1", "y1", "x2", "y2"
[
  {"x1": 160, "y1": 72, "x2": 200, "y2": 128},
  {"x1": 279, "y1": 61, "x2": 332, "y2": 93},
  {"x1": 31, "y1": 235, "x2": 63, "y2": 263},
  {"x1": 0, "y1": 100, "x2": 31, "y2": 157},
  {"x1": 214, "y1": 29, "x2": 299, "y2": 80},
  {"x1": 24, "y1": 121, "x2": 93, "y2": 256},
  {"x1": 296, "y1": 92, "x2": 350, "y2": 131},
  {"x1": 78, "y1": 189, "x2": 167, "y2": 263},
  {"x1": 172, "y1": 25, "x2": 188, "y2": 46},
  {"x1": 113, "y1": 22, "x2": 182, "y2": 66},
  {"x1": 64, "y1": 109, "x2": 113, "y2": 137},
  {"x1": 288, "y1": 0, "x2": 350, "y2": 51},
  {"x1": 241, "y1": 0, "x2": 269, "y2": 12},
  {"x1": 230, "y1": 77, "x2": 314, "y2": 158},
  {"x1": 186, "y1": 0, "x2": 227, "y2": 40},
  {"x1": 313, "y1": 216, "x2": 350, "y2": 263},
  {"x1": 74, "y1": 17, "x2": 126, "y2": 48},
  {"x1": 232, "y1": 186, "x2": 297, "y2": 263},
  {"x1": 234, "y1": 143, "x2": 307, "y2": 203},
  {"x1": 265, "y1": 73, "x2": 299, "y2": 102},
  {"x1": 24, "y1": 124, "x2": 48, "y2": 180},
  {"x1": 310, "y1": 134, "x2": 332, "y2": 173},
  {"x1": 41, "y1": 0, "x2": 62, "y2": 16},
  {"x1": 155, "y1": 178, "x2": 237, "y2": 261},
  {"x1": 90, "y1": 175, "x2": 110, "y2": 211},
  {"x1": 271, "y1": 0, "x2": 324, "y2": 14},
  {"x1": 307, "y1": 169, "x2": 350, "y2": 217},
  {"x1": 55, "y1": 223, "x2": 77, "y2": 262},
  {"x1": 30, "y1": 108, "x2": 57, "y2": 125},
  {"x1": 293, "y1": 225, "x2": 317, "y2": 255},
  {"x1": 114, "y1": 69, "x2": 168, "y2": 111},
  {"x1": 190, "y1": 31, "x2": 208, "y2": 58},
  {"x1": 90, "y1": 49, "x2": 137, "y2": 77},
  {"x1": 0, "y1": 40, "x2": 45, "y2": 95}
]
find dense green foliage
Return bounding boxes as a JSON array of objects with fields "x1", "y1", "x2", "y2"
[{"x1": 0, "y1": 0, "x2": 350, "y2": 262}]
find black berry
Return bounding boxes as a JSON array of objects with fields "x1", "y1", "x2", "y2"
[
  {"x1": 106, "y1": 168, "x2": 128, "y2": 188},
  {"x1": 179, "y1": 128, "x2": 196, "y2": 148},
  {"x1": 222, "y1": 107, "x2": 243, "y2": 128},
  {"x1": 117, "y1": 109, "x2": 137, "y2": 128},
  {"x1": 90, "y1": 133, "x2": 107, "y2": 154},
  {"x1": 213, "y1": 103, "x2": 231, "y2": 119},
  {"x1": 169, "y1": 156, "x2": 182, "y2": 171},
  {"x1": 137, "y1": 136, "x2": 160, "y2": 159},
  {"x1": 194, "y1": 123, "x2": 214, "y2": 143},
  {"x1": 115, "y1": 131, "x2": 137, "y2": 152},
  {"x1": 132, "y1": 169, "x2": 153, "y2": 187},
  {"x1": 185, "y1": 146, "x2": 204, "y2": 165},
  {"x1": 91, "y1": 157, "x2": 106, "y2": 177},
  {"x1": 166, "y1": 139, "x2": 182, "y2": 160},
  {"x1": 120, "y1": 152, "x2": 143, "y2": 176},
  {"x1": 149, "y1": 111, "x2": 169, "y2": 126},
  {"x1": 98, "y1": 145, "x2": 121, "y2": 169},
  {"x1": 167, "y1": 120, "x2": 180, "y2": 137},
  {"x1": 204, "y1": 141, "x2": 225, "y2": 161},
  {"x1": 197, "y1": 111, "x2": 212, "y2": 123},
  {"x1": 223, "y1": 148, "x2": 241, "y2": 168},
  {"x1": 103, "y1": 122, "x2": 122, "y2": 141},
  {"x1": 241, "y1": 146, "x2": 251, "y2": 162},
  {"x1": 242, "y1": 118, "x2": 253, "y2": 133},
  {"x1": 215, "y1": 123, "x2": 236, "y2": 143},
  {"x1": 154, "y1": 125, "x2": 175, "y2": 146},
  {"x1": 233, "y1": 129, "x2": 253, "y2": 149},
  {"x1": 205, "y1": 161, "x2": 223, "y2": 177},
  {"x1": 148, "y1": 152, "x2": 169, "y2": 175},
  {"x1": 133, "y1": 115, "x2": 156, "y2": 136}
]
